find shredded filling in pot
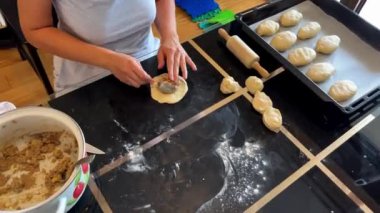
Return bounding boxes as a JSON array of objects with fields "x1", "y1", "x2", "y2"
[{"x1": 0, "y1": 131, "x2": 78, "y2": 210}]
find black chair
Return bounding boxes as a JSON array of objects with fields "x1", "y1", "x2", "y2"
[
  {"x1": 0, "y1": 1, "x2": 55, "y2": 94},
  {"x1": 0, "y1": 22, "x2": 16, "y2": 48}
]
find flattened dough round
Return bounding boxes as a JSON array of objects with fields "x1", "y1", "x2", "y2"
[
  {"x1": 280, "y1": 10, "x2": 303, "y2": 27},
  {"x1": 252, "y1": 91, "x2": 273, "y2": 114},
  {"x1": 270, "y1": 31, "x2": 297, "y2": 52},
  {"x1": 328, "y1": 80, "x2": 357, "y2": 102},
  {"x1": 220, "y1": 76, "x2": 240, "y2": 94},
  {"x1": 245, "y1": 76, "x2": 264, "y2": 95},
  {"x1": 256, "y1": 20, "x2": 280, "y2": 37},
  {"x1": 316, "y1": 35, "x2": 341, "y2": 54},
  {"x1": 306, "y1": 62, "x2": 335, "y2": 83},
  {"x1": 151, "y1": 73, "x2": 188, "y2": 104},
  {"x1": 263, "y1": 107, "x2": 282, "y2": 133},
  {"x1": 288, "y1": 47, "x2": 316, "y2": 67},
  {"x1": 298, "y1": 22, "x2": 321, "y2": 40}
]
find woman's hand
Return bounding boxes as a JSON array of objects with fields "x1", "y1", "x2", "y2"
[
  {"x1": 108, "y1": 52, "x2": 152, "y2": 88},
  {"x1": 157, "y1": 36, "x2": 197, "y2": 81}
]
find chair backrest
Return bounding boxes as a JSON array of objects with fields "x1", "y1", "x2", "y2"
[
  {"x1": 0, "y1": 0, "x2": 25, "y2": 42},
  {"x1": 0, "y1": 0, "x2": 58, "y2": 43}
]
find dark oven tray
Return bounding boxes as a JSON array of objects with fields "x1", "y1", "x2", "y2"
[{"x1": 236, "y1": 0, "x2": 380, "y2": 114}]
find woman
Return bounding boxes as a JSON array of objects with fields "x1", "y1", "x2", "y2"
[{"x1": 18, "y1": 0, "x2": 197, "y2": 91}]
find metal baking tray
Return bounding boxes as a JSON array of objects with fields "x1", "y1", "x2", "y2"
[{"x1": 236, "y1": 0, "x2": 380, "y2": 114}]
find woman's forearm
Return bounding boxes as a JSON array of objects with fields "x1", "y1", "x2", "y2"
[
  {"x1": 154, "y1": 0, "x2": 178, "y2": 40},
  {"x1": 25, "y1": 27, "x2": 115, "y2": 70}
]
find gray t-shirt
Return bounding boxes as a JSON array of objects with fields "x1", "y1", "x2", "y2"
[{"x1": 52, "y1": 0, "x2": 160, "y2": 91}]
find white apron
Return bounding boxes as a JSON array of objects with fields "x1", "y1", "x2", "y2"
[{"x1": 52, "y1": 0, "x2": 160, "y2": 91}]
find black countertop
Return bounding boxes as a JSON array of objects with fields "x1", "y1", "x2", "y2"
[{"x1": 49, "y1": 21, "x2": 380, "y2": 213}]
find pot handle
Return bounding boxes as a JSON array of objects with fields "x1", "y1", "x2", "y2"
[
  {"x1": 56, "y1": 197, "x2": 67, "y2": 213},
  {"x1": 0, "y1": 102, "x2": 16, "y2": 115}
]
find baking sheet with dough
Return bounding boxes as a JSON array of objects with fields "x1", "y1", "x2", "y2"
[{"x1": 249, "y1": 1, "x2": 380, "y2": 107}]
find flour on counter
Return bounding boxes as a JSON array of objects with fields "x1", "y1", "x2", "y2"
[{"x1": 198, "y1": 135, "x2": 268, "y2": 212}]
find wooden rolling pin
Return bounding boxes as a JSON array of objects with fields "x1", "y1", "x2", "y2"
[{"x1": 218, "y1": 28, "x2": 270, "y2": 78}]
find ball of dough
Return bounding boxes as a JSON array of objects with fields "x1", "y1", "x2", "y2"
[
  {"x1": 306, "y1": 62, "x2": 335, "y2": 83},
  {"x1": 270, "y1": 31, "x2": 297, "y2": 52},
  {"x1": 220, "y1": 76, "x2": 240, "y2": 94},
  {"x1": 263, "y1": 107, "x2": 282, "y2": 133},
  {"x1": 256, "y1": 20, "x2": 280, "y2": 37},
  {"x1": 328, "y1": 80, "x2": 357, "y2": 102},
  {"x1": 280, "y1": 9, "x2": 303, "y2": 27},
  {"x1": 297, "y1": 22, "x2": 321, "y2": 40},
  {"x1": 151, "y1": 73, "x2": 188, "y2": 104},
  {"x1": 316, "y1": 35, "x2": 341, "y2": 54},
  {"x1": 288, "y1": 47, "x2": 317, "y2": 67},
  {"x1": 245, "y1": 76, "x2": 264, "y2": 95},
  {"x1": 252, "y1": 91, "x2": 273, "y2": 114}
]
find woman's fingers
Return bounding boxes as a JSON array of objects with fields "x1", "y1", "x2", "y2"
[
  {"x1": 166, "y1": 50, "x2": 175, "y2": 81},
  {"x1": 110, "y1": 52, "x2": 153, "y2": 88},
  {"x1": 122, "y1": 75, "x2": 140, "y2": 88},
  {"x1": 173, "y1": 51, "x2": 181, "y2": 81},
  {"x1": 180, "y1": 54, "x2": 188, "y2": 79},
  {"x1": 133, "y1": 63, "x2": 152, "y2": 84},
  {"x1": 186, "y1": 55, "x2": 197, "y2": 71},
  {"x1": 156, "y1": 42, "x2": 197, "y2": 81},
  {"x1": 127, "y1": 71, "x2": 142, "y2": 88},
  {"x1": 157, "y1": 50, "x2": 165, "y2": 69}
]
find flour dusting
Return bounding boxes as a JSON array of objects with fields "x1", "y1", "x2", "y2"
[{"x1": 197, "y1": 135, "x2": 268, "y2": 212}]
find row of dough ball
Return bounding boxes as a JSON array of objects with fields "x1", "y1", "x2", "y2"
[
  {"x1": 246, "y1": 76, "x2": 282, "y2": 133},
  {"x1": 257, "y1": 20, "x2": 321, "y2": 41},
  {"x1": 305, "y1": 63, "x2": 357, "y2": 102},
  {"x1": 272, "y1": 33, "x2": 340, "y2": 55},
  {"x1": 287, "y1": 35, "x2": 340, "y2": 67},
  {"x1": 256, "y1": 9, "x2": 304, "y2": 37},
  {"x1": 270, "y1": 32, "x2": 340, "y2": 58},
  {"x1": 257, "y1": 10, "x2": 309, "y2": 37},
  {"x1": 220, "y1": 76, "x2": 263, "y2": 96},
  {"x1": 219, "y1": 75, "x2": 282, "y2": 132}
]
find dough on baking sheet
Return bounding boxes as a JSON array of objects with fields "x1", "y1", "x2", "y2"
[
  {"x1": 288, "y1": 47, "x2": 316, "y2": 67},
  {"x1": 151, "y1": 73, "x2": 188, "y2": 104},
  {"x1": 280, "y1": 9, "x2": 303, "y2": 27},
  {"x1": 270, "y1": 31, "x2": 297, "y2": 52},
  {"x1": 328, "y1": 80, "x2": 357, "y2": 102},
  {"x1": 245, "y1": 76, "x2": 264, "y2": 95},
  {"x1": 316, "y1": 35, "x2": 341, "y2": 54},
  {"x1": 252, "y1": 91, "x2": 273, "y2": 114},
  {"x1": 297, "y1": 22, "x2": 321, "y2": 40},
  {"x1": 263, "y1": 107, "x2": 282, "y2": 133},
  {"x1": 306, "y1": 62, "x2": 335, "y2": 83},
  {"x1": 256, "y1": 20, "x2": 280, "y2": 37},
  {"x1": 220, "y1": 76, "x2": 240, "y2": 94}
]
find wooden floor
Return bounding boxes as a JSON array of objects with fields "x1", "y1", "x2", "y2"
[{"x1": 0, "y1": 0, "x2": 265, "y2": 107}]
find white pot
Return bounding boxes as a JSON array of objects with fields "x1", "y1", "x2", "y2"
[{"x1": 0, "y1": 107, "x2": 90, "y2": 213}]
